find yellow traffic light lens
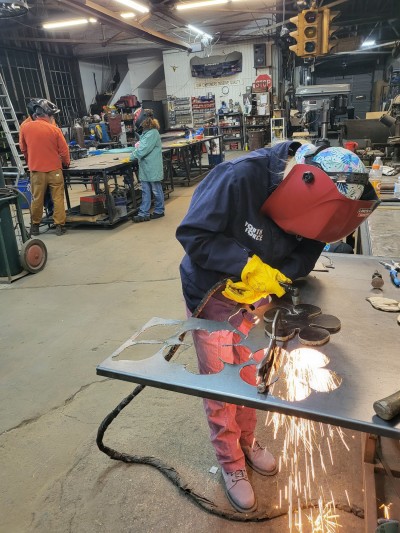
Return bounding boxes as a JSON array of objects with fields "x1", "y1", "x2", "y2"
[
  {"x1": 305, "y1": 42, "x2": 316, "y2": 53},
  {"x1": 304, "y1": 10, "x2": 317, "y2": 23},
  {"x1": 305, "y1": 26, "x2": 317, "y2": 38}
]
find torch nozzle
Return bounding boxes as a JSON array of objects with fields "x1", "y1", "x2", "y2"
[{"x1": 279, "y1": 282, "x2": 300, "y2": 306}]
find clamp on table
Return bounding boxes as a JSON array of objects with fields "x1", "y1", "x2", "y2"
[{"x1": 256, "y1": 308, "x2": 282, "y2": 394}]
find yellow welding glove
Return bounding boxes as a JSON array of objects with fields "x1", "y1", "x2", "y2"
[
  {"x1": 222, "y1": 255, "x2": 292, "y2": 305},
  {"x1": 121, "y1": 158, "x2": 130, "y2": 163}
]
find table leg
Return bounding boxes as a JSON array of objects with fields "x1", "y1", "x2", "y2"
[{"x1": 363, "y1": 433, "x2": 378, "y2": 532}]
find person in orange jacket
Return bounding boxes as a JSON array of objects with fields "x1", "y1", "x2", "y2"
[{"x1": 19, "y1": 99, "x2": 70, "y2": 236}]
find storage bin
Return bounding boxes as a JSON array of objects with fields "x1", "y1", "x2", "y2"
[
  {"x1": 16, "y1": 179, "x2": 31, "y2": 209},
  {"x1": 80, "y1": 195, "x2": 106, "y2": 215},
  {"x1": 208, "y1": 154, "x2": 224, "y2": 167}
]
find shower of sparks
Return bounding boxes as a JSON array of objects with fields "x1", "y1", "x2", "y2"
[
  {"x1": 263, "y1": 347, "x2": 348, "y2": 532},
  {"x1": 379, "y1": 503, "x2": 392, "y2": 519},
  {"x1": 270, "y1": 347, "x2": 342, "y2": 402},
  {"x1": 307, "y1": 498, "x2": 341, "y2": 532}
]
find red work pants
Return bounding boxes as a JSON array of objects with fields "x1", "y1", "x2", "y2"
[{"x1": 189, "y1": 296, "x2": 257, "y2": 472}]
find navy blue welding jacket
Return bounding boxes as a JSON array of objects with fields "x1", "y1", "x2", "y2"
[{"x1": 176, "y1": 141, "x2": 325, "y2": 312}]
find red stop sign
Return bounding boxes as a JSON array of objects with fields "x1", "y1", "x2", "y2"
[{"x1": 253, "y1": 74, "x2": 272, "y2": 92}]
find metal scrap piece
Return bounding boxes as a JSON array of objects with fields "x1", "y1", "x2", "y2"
[{"x1": 264, "y1": 304, "x2": 341, "y2": 346}]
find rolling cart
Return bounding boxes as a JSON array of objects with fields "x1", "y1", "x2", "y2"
[{"x1": 0, "y1": 169, "x2": 47, "y2": 283}]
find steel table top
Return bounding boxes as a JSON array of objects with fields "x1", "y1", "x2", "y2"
[
  {"x1": 97, "y1": 254, "x2": 400, "y2": 438},
  {"x1": 66, "y1": 153, "x2": 133, "y2": 173}
]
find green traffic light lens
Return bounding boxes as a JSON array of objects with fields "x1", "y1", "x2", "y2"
[
  {"x1": 304, "y1": 10, "x2": 317, "y2": 23},
  {"x1": 305, "y1": 42, "x2": 316, "y2": 53},
  {"x1": 305, "y1": 27, "x2": 317, "y2": 38}
]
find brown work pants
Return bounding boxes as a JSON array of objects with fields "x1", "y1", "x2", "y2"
[{"x1": 30, "y1": 169, "x2": 66, "y2": 226}]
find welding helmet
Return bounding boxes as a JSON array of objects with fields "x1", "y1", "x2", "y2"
[
  {"x1": 27, "y1": 98, "x2": 60, "y2": 117},
  {"x1": 134, "y1": 107, "x2": 154, "y2": 134},
  {"x1": 261, "y1": 144, "x2": 380, "y2": 243}
]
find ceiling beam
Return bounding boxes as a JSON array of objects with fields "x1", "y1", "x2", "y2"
[{"x1": 56, "y1": 0, "x2": 191, "y2": 51}]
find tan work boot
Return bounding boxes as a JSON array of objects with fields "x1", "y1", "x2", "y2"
[
  {"x1": 221, "y1": 468, "x2": 257, "y2": 513},
  {"x1": 242, "y1": 441, "x2": 278, "y2": 476}
]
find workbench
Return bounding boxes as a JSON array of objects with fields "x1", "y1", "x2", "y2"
[
  {"x1": 357, "y1": 173, "x2": 400, "y2": 257},
  {"x1": 161, "y1": 134, "x2": 224, "y2": 186},
  {"x1": 97, "y1": 254, "x2": 400, "y2": 530},
  {"x1": 62, "y1": 152, "x2": 174, "y2": 226}
]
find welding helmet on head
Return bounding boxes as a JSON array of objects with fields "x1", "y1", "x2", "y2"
[
  {"x1": 261, "y1": 144, "x2": 380, "y2": 243},
  {"x1": 27, "y1": 98, "x2": 60, "y2": 117},
  {"x1": 133, "y1": 107, "x2": 154, "y2": 134}
]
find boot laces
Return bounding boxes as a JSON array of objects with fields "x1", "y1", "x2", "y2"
[{"x1": 232, "y1": 469, "x2": 247, "y2": 481}]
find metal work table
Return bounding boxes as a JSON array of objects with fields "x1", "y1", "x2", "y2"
[
  {"x1": 357, "y1": 173, "x2": 400, "y2": 256},
  {"x1": 161, "y1": 134, "x2": 224, "y2": 186},
  {"x1": 63, "y1": 153, "x2": 137, "y2": 226},
  {"x1": 97, "y1": 253, "x2": 400, "y2": 440},
  {"x1": 63, "y1": 152, "x2": 174, "y2": 226}
]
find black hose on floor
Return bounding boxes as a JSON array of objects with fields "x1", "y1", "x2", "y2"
[{"x1": 96, "y1": 280, "x2": 364, "y2": 523}]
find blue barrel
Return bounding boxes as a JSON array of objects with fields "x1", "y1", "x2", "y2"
[{"x1": 16, "y1": 178, "x2": 31, "y2": 209}]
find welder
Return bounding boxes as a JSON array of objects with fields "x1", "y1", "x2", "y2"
[
  {"x1": 176, "y1": 142, "x2": 379, "y2": 513},
  {"x1": 19, "y1": 98, "x2": 70, "y2": 236}
]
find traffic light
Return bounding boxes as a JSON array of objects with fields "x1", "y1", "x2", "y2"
[
  {"x1": 289, "y1": 8, "x2": 324, "y2": 58},
  {"x1": 289, "y1": 12, "x2": 305, "y2": 57},
  {"x1": 321, "y1": 8, "x2": 340, "y2": 55},
  {"x1": 302, "y1": 8, "x2": 322, "y2": 57}
]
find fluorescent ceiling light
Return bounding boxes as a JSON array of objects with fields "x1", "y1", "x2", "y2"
[
  {"x1": 43, "y1": 18, "x2": 97, "y2": 29},
  {"x1": 177, "y1": 0, "x2": 228, "y2": 11},
  {"x1": 361, "y1": 39, "x2": 376, "y2": 47},
  {"x1": 120, "y1": 12, "x2": 136, "y2": 18},
  {"x1": 187, "y1": 24, "x2": 212, "y2": 40},
  {"x1": 114, "y1": 0, "x2": 149, "y2": 14}
]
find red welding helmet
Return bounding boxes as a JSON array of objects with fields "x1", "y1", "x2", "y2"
[{"x1": 261, "y1": 148, "x2": 380, "y2": 243}]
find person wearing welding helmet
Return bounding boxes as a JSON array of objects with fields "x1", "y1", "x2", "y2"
[
  {"x1": 19, "y1": 98, "x2": 70, "y2": 236},
  {"x1": 130, "y1": 109, "x2": 165, "y2": 222},
  {"x1": 176, "y1": 141, "x2": 379, "y2": 514}
]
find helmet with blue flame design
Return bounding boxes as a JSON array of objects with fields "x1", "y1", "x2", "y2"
[{"x1": 261, "y1": 144, "x2": 380, "y2": 243}]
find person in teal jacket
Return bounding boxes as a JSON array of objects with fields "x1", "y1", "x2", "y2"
[{"x1": 131, "y1": 112, "x2": 165, "y2": 222}]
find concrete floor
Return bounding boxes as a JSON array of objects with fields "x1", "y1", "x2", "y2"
[{"x1": 1, "y1": 154, "x2": 366, "y2": 532}]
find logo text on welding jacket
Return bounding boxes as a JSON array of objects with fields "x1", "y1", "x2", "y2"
[
  {"x1": 245, "y1": 221, "x2": 263, "y2": 241},
  {"x1": 357, "y1": 208, "x2": 373, "y2": 217}
]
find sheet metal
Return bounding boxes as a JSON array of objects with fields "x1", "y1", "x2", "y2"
[{"x1": 97, "y1": 254, "x2": 400, "y2": 439}]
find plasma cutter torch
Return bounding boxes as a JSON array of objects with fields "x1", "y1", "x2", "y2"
[{"x1": 279, "y1": 281, "x2": 300, "y2": 306}]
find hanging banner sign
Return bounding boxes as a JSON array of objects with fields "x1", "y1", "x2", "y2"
[
  {"x1": 194, "y1": 79, "x2": 241, "y2": 88},
  {"x1": 252, "y1": 74, "x2": 272, "y2": 93}
]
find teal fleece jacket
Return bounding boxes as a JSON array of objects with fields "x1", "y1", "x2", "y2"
[{"x1": 131, "y1": 128, "x2": 163, "y2": 182}]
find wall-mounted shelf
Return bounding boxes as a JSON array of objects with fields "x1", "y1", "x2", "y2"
[
  {"x1": 167, "y1": 96, "x2": 192, "y2": 128},
  {"x1": 191, "y1": 95, "x2": 216, "y2": 129}
]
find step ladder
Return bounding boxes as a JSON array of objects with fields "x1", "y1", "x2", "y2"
[{"x1": 0, "y1": 72, "x2": 26, "y2": 185}]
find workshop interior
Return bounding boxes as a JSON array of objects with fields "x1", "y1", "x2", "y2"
[{"x1": 1, "y1": 0, "x2": 400, "y2": 531}]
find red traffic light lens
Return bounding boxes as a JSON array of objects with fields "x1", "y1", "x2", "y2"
[
  {"x1": 305, "y1": 42, "x2": 316, "y2": 53},
  {"x1": 304, "y1": 10, "x2": 317, "y2": 23},
  {"x1": 305, "y1": 27, "x2": 317, "y2": 38}
]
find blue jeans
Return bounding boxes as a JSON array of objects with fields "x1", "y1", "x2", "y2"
[{"x1": 138, "y1": 181, "x2": 164, "y2": 217}]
